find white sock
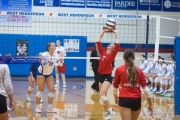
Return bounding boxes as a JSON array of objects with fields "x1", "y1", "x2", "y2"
[
  {"x1": 48, "y1": 104, "x2": 52, "y2": 108},
  {"x1": 56, "y1": 80, "x2": 59, "y2": 84},
  {"x1": 63, "y1": 82, "x2": 66, "y2": 84},
  {"x1": 108, "y1": 108, "x2": 112, "y2": 112}
]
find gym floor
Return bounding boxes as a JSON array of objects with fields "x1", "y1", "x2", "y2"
[{"x1": 9, "y1": 78, "x2": 174, "y2": 120}]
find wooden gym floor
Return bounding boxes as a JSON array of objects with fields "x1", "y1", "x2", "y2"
[{"x1": 8, "y1": 78, "x2": 175, "y2": 120}]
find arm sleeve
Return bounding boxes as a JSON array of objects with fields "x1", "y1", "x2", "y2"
[
  {"x1": 90, "y1": 50, "x2": 95, "y2": 62},
  {"x1": 96, "y1": 42, "x2": 105, "y2": 55},
  {"x1": 113, "y1": 68, "x2": 120, "y2": 88},
  {"x1": 4, "y1": 65, "x2": 13, "y2": 95},
  {"x1": 30, "y1": 63, "x2": 33, "y2": 72}
]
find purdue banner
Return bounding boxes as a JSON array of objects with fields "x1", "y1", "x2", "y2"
[{"x1": 113, "y1": 0, "x2": 137, "y2": 10}]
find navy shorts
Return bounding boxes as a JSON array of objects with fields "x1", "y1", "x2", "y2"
[
  {"x1": 119, "y1": 97, "x2": 141, "y2": 111},
  {"x1": 0, "y1": 95, "x2": 7, "y2": 113},
  {"x1": 99, "y1": 74, "x2": 113, "y2": 84}
]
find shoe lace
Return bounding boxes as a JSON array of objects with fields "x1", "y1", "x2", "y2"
[{"x1": 106, "y1": 112, "x2": 111, "y2": 117}]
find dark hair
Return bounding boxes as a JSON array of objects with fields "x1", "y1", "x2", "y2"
[
  {"x1": 123, "y1": 49, "x2": 137, "y2": 86},
  {"x1": 158, "y1": 56, "x2": 161, "y2": 59},
  {"x1": 46, "y1": 42, "x2": 54, "y2": 51},
  {"x1": 141, "y1": 54, "x2": 145, "y2": 58}
]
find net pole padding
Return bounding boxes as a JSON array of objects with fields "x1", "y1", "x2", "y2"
[{"x1": 154, "y1": 16, "x2": 160, "y2": 61}]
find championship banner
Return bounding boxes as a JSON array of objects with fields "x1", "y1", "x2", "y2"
[
  {"x1": 138, "y1": 0, "x2": 162, "y2": 11},
  {"x1": 0, "y1": 0, "x2": 32, "y2": 26},
  {"x1": 86, "y1": 0, "x2": 111, "y2": 9},
  {"x1": 163, "y1": 0, "x2": 180, "y2": 12},
  {"x1": 112, "y1": 0, "x2": 137, "y2": 10}
]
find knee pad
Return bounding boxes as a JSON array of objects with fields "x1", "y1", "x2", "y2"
[
  {"x1": 36, "y1": 91, "x2": 43, "y2": 98},
  {"x1": 165, "y1": 80, "x2": 168, "y2": 85},
  {"x1": 154, "y1": 78, "x2": 159, "y2": 83},
  {"x1": 160, "y1": 79, "x2": 164, "y2": 85},
  {"x1": 48, "y1": 92, "x2": 55, "y2": 97},
  {"x1": 100, "y1": 95, "x2": 108, "y2": 102},
  {"x1": 28, "y1": 86, "x2": 33, "y2": 91},
  {"x1": 60, "y1": 73, "x2": 65, "y2": 78}
]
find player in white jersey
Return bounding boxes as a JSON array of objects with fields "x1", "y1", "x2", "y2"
[
  {"x1": 139, "y1": 54, "x2": 148, "y2": 71},
  {"x1": 35, "y1": 42, "x2": 64, "y2": 113},
  {"x1": 154, "y1": 56, "x2": 174, "y2": 95},
  {"x1": 150, "y1": 58, "x2": 167, "y2": 92},
  {"x1": 54, "y1": 40, "x2": 67, "y2": 88}
]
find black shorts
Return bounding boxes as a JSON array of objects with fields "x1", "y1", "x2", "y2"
[
  {"x1": 0, "y1": 95, "x2": 7, "y2": 113},
  {"x1": 99, "y1": 74, "x2": 112, "y2": 84},
  {"x1": 38, "y1": 72, "x2": 52, "y2": 79},
  {"x1": 119, "y1": 97, "x2": 141, "y2": 111}
]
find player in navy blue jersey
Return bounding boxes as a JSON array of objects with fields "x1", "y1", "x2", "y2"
[{"x1": 26, "y1": 53, "x2": 43, "y2": 102}]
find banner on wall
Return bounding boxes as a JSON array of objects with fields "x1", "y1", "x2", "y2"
[
  {"x1": 33, "y1": 0, "x2": 59, "y2": 7},
  {"x1": 86, "y1": 0, "x2": 111, "y2": 9},
  {"x1": 138, "y1": 0, "x2": 162, "y2": 11},
  {"x1": 64, "y1": 39, "x2": 79, "y2": 52},
  {"x1": 163, "y1": 0, "x2": 180, "y2": 12},
  {"x1": 113, "y1": 0, "x2": 137, "y2": 10},
  {"x1": 33, "y1": 0, "x2": 85, "y2": 8},
  {"x1": 16, "y1": 40, "x2": 28, "y2": 56},
  {"x1": 0, "y1": 0, "x2": 32, "y2": 26}
]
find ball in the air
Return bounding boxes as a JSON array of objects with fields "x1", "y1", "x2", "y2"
[{"x1": 106, "y1": 18, "x2": 116, "y2": 30}]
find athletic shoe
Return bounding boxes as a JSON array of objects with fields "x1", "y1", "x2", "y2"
[
  {"x1": 161, "y1": 91, "x2": 167, "y2": 96},
  {"x1": 150, "y1": 87, "x2": 153, "y2": 91},
  {"x1": 63, "y1": 83, "x2": 66, "y2": 88},
  {"x1": 27, "y1": 95, "x2": 31, "y2": 102},
  {"x1": 54, "y1": 84, "x2": 59, "y2": 88},
  {"x1": 167, "y1": 87, "x2": 174, "y2": 92},
  {"x1": 35, "y1": 105, "x2": 42, "y2": 113},
  {"x1": 164, "y1": 92, "x2": 172, "y2": 97},
  {"x1": 104, "y1": 110, "x2": 115, "y2": 120},
  {"x1": 46, "y1": 107, "x2": 57, "y2": 113},
  {"x1": 156, "y1": 88, "x2": 163, "y2": 94}
]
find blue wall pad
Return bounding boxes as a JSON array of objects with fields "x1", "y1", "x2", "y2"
[
  {"x1": 0, "y1": 34, "x2": 87, "y2": 77},
  {"x1": 174, "y1": 36, "x2": 180, "y2": 115}
]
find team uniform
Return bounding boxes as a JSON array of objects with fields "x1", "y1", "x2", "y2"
[
  {"x1": 29, "y1": 61, "x2": 40, "y2": 79},
  {"x1": 143, "y1": 60, "x2": 156, "y2": 74},
  {"x1": 113, "y1": 64, "x2": 147, "y2": 110},
  {"x1": 38, "y1": 52, "x2": 61, "y2": 76},
  {"x1": 139, "y1": 60, "x2": 148, "y2": 71},
  {"x1": 55, "y1": 46, "x2": 66, "y2": 60},
  {"x1": 96, "y1": 42, "x2": 119, "y2": 84}
]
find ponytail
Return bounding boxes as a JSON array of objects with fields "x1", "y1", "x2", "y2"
[{"x1": 127, "y1": 57, "x2": 137, "y2": 86}]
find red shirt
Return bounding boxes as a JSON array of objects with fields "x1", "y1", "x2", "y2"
[
  {"x1": 96, "y1": 42, "x2": 119, "y2": 75},
  {"x1": 113, "y1": 64, "x2": 147, "y2": 99}
]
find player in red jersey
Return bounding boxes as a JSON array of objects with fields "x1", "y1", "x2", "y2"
[
  {"x1": 113, "y1": 49, "x2": 153, "y2": 120},
  {"x1": 96, "y1": 29, "x2": 119, "y2": 120}
]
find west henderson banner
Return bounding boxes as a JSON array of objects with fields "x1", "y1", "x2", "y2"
[
  {"x1": 0, "y1": 0, "x2": 32, "y2": 26},
  {"x1": 113, "y1": 0, "x2": 137, "y2": 10},
  {"x1": 86, "y1": 0, "x2": 111, "y2": 9},
  {"x1": 138, "y1": 0, "x2": 162, "y2": 11},
  {"x1": 163, "y1": 0, "x2": 180, "y2": 12},
  {"x1": 33, "y1": 0, "x2": 85, "y2": 8}
]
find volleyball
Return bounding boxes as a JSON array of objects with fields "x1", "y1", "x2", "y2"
[{"x1": 106, "y1": 18, "x2": 116, "y2": 30}]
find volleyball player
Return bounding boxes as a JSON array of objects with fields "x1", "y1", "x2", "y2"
[
  {"x1": 113, "y1": 49, "x2": 153, "y2": 120},
  {"x1": 27, "y1": 52, "x2": 43, "y2": 102},
  {"x1": 0, "y1": 64, "x2": 14, "y2": 120},
  {"x1": 150, "y1": 58, "x2": 167, "y2": 93},
  {"x1": 96, "y1": 29, "x2": 119, "y2": 120},
  {"x1": 139, "y1": 54, "x2": 148, "y2": 71},
  {"x1": 55, "y1": 40, "x2": 66, "y2": 88},
  {"x1": 35, "y1": 42, "x2": 64, "y2": 113}
]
